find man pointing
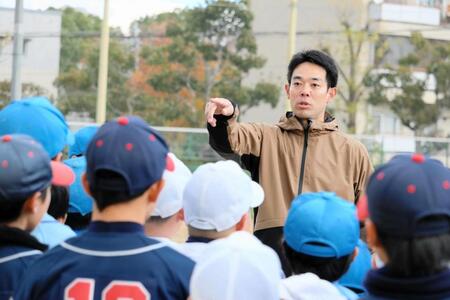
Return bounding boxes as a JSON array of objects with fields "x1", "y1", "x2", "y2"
[{"x1": 205, "y1": 50, "x2": 372, "y2": 274}]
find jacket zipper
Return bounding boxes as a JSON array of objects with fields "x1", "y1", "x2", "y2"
[{"x1": 298, "y1": 119, "x2": 312, "y2": 194}]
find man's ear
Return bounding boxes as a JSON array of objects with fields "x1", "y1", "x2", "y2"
[
  {"x1": 176, "y1": 209, "x2": 184, "y2": 222},
  {"x1": 235, "y1": 213, "x2": 249, "y2": 231},
  {"x1": 54, "y1": 152, "x2": 63, "y2": 162},
  {"x1": 23, "y1": 191, "x2": 44, "y2": 214},
  {"x1": 81, "y1": 173, "x2": 92, "y2": 197},
  {"x1": 284, "y1": 83, "x2": 290, "y2": 98},
  {"x1": 147, "y1": 179, "x2": 165, "y2": 203},
  {"x1": 350, "y1": 246, "x2": 359, "y2": 263},
  {"x1": 327, "y1": 87, "x2": 337, "y2": 102}
]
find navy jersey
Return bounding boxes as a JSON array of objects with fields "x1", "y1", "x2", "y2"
[
  {"x1": 0, "y1": 226, "x2": 47, "y2": 300},
  {"x1": 15, "y1": 222, "x2": 195, "y2": 300}
]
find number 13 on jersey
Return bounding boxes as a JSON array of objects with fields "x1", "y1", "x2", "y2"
[{"x1": 65, "y1": 278, "x2": 150, "y2": 300}]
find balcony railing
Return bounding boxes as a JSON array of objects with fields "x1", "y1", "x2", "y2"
[{"x1": 370, "y1": 2, "x2": 441, "y2": 25}]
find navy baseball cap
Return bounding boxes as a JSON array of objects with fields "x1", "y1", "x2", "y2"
[
  {"x1": 284, "y1": 192, "x2": 359, "y2": 258},
  {"x1": 69, "y1": 125, "x2": 99, "y2": 157},
  {"x1": 86, "y1": 116, "x2": 169, "y2": 197},
  {"x1": 64, "y1": 157, "x2": 93, "y2": 215},
  {"x1": 0, "y1": 134, "x2": 75, "y2": 202},
  {"x1": 0, "y1": 97, "x2": 74, "y2": 158},
  {"x1": 360, "y1": 154, "x2": 450, "y2": 238}
]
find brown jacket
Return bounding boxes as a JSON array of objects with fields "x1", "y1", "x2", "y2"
[{"x1": 209, "y1": 111, "x2": 373, "y2": 231}]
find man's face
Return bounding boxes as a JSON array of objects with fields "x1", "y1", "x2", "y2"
[{"x1": 285, "y1": 62, "x2": 336, "y2": 121}]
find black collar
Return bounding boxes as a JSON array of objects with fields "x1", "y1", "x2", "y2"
[{"x1": 0, "y1": 225, "x2": 48, "y2": 251}]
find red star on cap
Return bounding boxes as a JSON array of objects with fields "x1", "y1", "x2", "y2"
[
  {"x1": 376, "y1": 172, "x2": 384, "y2": 181},
  {"x1": 1, "y1": 160, "x2": 8, "y2": 168},
  {"x1": 407, "y1": 184, "x2": 416, "y2": 194},
  {"x1": 2, "y1": 135, "x2": 12, "y2": 142},
  {"x1": 411, "y1": 153, "x2": 425, "y2": 164},
  {"x1": 117, "y1": 116, "x2": 129, "y2": 126},
  {"x1": 149, "y1": 134, "x2": 156, "y2": 142},
  {"x1": 96, "y1": 139, "x2": 104, "y2": 147},
  {"x1": 443, "y1": 180, "x2": 450, "y2": 190},
  {"x1": 125, "y1": 143, "x2": 133, "y2": 151}
]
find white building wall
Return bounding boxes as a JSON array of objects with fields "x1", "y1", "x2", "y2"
[{"x1": 0, "y1": 8, "x2": 61, "y2": 98}]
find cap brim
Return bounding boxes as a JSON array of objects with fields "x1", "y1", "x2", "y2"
[
  {"x1": 249, "y1": 181, "x2": 264, "y2": 208},
  {"x1": 51, "y1": 161, "x2": 75, "y2": 186},
  {"x1": 357, "y1": 194, "x2": 369, "y2": 221}
]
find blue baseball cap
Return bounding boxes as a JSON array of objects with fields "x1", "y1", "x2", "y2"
[
  {"x1": 69, "y1": 126, "x2": 99, "y2": 158},
  {"x1": 0, "y1": 134, "x2": 75, "y2": 202},
  {"x1": 0, "y1": 96, "x2": 74, "y2": 158},
  {"x1": 284, "y1": 192, "x2": 359, "y2": 258},
  {"x1": 86, "y1": 116, "x2": 169, "y2": 197},
  {"x1": 363, "y1": 154, "x2": 450, "y2": 238},
  {"x1": 64, "y1": 156, "x2": 92, "y2": 215},
  {"x1": 339, "y1": 239, "x2": 371, "y2": 295}
]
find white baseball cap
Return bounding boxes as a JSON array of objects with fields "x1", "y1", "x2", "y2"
[
  {"x1": 151, "y1": 153, "x2": 192, "y2": 218},
  {"x1": 190, "y1": 231, "x2": 281, "y2": 300},
  {"x1": 183, "y1": 160, "x2": 264, "y2": 231}
]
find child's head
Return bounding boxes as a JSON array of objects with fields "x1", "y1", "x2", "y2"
[
  {"x1": 47, "y1": 185, "x2": 69, "y2": 223},
  {"x1": 0, "y1": 97, "x2": 73, "y2": 160},
  {"x1": 359, "y1": 154, "x2": 450, "y2": 277},
  {"x1": 183, "y1": 160, "x2": 264, "y2": 238},
  {"x1": 283, "y1": 192, "x2": 359, "y2": 281},
  {"x1": 69, "y1": 125, "x2": 99, "y2": 158},
  {"x1": 145, "y1": 153, "x2": 191, "y2": 238},
  {"x1": 64, "y1": 156, "x2": 92, "y2": 231},
  {"x1": 190, "y1": 231, "x2": 281, "y2": 300},
  {"x1": 84, "y1": 116, "x2": 168, "y2": 212},
  {"x1": 0, "y1": 134, "x2": 74, "y2": 230}
]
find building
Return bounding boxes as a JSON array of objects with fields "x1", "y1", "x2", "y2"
[
  {"x1": 0, "y1": 7, "x2": 61, "y2": 99},
  {"x1": 245, "y1": 0, "x2": 450, "y2": 136}
]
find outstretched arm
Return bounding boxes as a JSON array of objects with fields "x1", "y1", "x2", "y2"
[{"x1": 205, "y1": 98, "x2": 263, "y2": 157}]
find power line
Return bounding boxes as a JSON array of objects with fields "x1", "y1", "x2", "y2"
[{"x1": 1, "y1": 25, "x2": 450, "y2": 40}]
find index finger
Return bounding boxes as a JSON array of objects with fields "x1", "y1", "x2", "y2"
[
  {"x1": 206, "y1": 101, "x2": 217, "y2": 126},
  {"x1": 209, "y1": 98, "x2": 230, "y2": 108}
]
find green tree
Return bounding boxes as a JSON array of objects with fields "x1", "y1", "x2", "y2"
[
  {"x1": 139, "y1": 0, "x2": 279, "y2": 126},
  {"x1": 55, "y1": 7, "x2": 134, "y2": 119},
  {"x1": 365, "y1": 32, "x2": 447, "y2": 135},
  {"x1": 322, "y1": 20, "x2": 388, "y2": 133},
  {"x1": 0, "y1": 80, "x2": 48, "y2": 108}
]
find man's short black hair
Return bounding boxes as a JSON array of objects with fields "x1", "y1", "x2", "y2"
[
  {"x1": 0, "y1": 187, "x2": 49, "y2": 223},
  {"x1": 89, "y1": 170, "x2": 146, "y2": 211},
  {"x1": 47, "y1": 185, "x2": 69, "y2": 220},
  {"x1": 287, "y1": 50, "x2": 338, "y2": 88},
  {"x1": 377, "y1": 219, "x2": 450, "y2": 277},
  {"x1": 283, "y1": 241, "x2": 353, "y2": 282}
]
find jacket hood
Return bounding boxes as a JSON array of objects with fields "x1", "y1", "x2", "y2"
[
  {"x1": 277, "y1": 112, "x2": 338, "y2": 134},
  {"x1": 364, "y1": 267, "x2": 450, "y2": 300}
]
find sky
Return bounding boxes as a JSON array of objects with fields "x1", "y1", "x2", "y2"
[{"x1": 0, "y1": 0, "x2": 204, "y2": 33}]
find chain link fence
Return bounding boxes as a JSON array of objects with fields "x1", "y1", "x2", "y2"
[{"x1": 69, "y1": 122, "x2": 450, "y2": 169}]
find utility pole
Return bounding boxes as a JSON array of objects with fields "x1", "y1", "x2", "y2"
[
  {"x1": 96, "y1": 0, "x2": 110, "y2": 124},
  {"x1": 10, "y1": 0, "x2": 23, "y2": 101},
  {"x1": 287, "y1": 0, "x2": 298, "y2": 111}
]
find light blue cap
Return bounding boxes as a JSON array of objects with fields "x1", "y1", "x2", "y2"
[
  {"x1": 284, "y1": 192, "x2": 359, "y2": 258},
  {"x1": 69, "y1": 126, "x2": 99, "y2": 157},
  {"x1": 0, "y1": 97, "x2": 73, "y2": 158},
  {"x1": 64, "y1": 156, "x2": 93, "y2": 215},
  {"x1": 339, "y1": 239, "x2": 371, "y2": 295}
]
